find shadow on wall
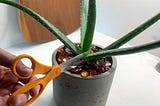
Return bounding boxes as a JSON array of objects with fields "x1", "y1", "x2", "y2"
[{"x1": 96, "y1": 0, "x2": 160, "y2": 57}]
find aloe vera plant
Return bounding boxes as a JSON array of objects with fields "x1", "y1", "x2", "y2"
[{"x1": 0, "y1": 0, "x2": 160, "y2": 60}]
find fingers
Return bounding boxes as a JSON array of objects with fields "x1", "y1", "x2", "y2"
[
  {"x1": 0, "y1": 49, "x2": 16, "y2": 68},
  {"x1": 0, "y1": 66, "x2": 18, "y2": 90},
  {"x1": 11, "y1": 59, "x2": 40, "y2": 105},
  {"x1": 8, "y1": 84, "x2": 29, "y2": 106},
  {"x1": 0, "y1": 66, "x2": 10, "y2": 80},
  {"x1": 0, "y1": 95, "x2": 9, "y2": 106},
  {"x1": 0, "y1": 49, "x2": 41, "y2": 105},
  {"x1": 28, "y1": 76, "x2": 41, "y2": 97},
  {"x1": 8, "y1": 94, "x2": 29, "y2": 106},
  {"x1": 9, "y1": 76, "x2": 40, "y2": 106},
  {"x1": 19, "y1": 76, "x2": 41, "y2": 97}
]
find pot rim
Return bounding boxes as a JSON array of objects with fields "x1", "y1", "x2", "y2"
[{"x1": 52, "y1": 45, "x2": 117, "y2": 80}]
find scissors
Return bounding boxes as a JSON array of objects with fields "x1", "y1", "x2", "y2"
[{"x1": 10, "y1": 53, "x2": 86, "y2": 106}]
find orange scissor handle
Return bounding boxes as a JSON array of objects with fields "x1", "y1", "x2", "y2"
[
  {"x1": 12, "y1": 54, "x2": 52, "y2": 79},
  {"x1": 10, "y1": 65, "x2": 62, "y2": 106}
]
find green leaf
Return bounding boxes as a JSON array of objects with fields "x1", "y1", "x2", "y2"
[
  {"x1": 0, "y1": 0, "x2": 81, "y2": 55},
  {"x1": 80, "y1": 0, "x2": 96, "y2": 52},
  {"x1": 85, "y1": 40, "x2": 160, "y2": 60},
  {"x1": 104, "y1": 12, "x2": 160, "y2": 50}
]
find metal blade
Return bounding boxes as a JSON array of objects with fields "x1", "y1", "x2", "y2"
[{"x1": 60, "y1": 52, "x2": 87, "y2": 71}]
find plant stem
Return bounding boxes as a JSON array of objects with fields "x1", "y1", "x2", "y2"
[
  {"x1": 85, "y1": 40, "x2": 160, "y2": 60},
  {"x1": 0, "y1": 0, "x2": 81, "y2": 55},
  {"x1": 104, "y1": 12, "x2": 160, "y2": 50},
  {"x1": 80, "y1": 0, "x2": 96, "y2": 52}
]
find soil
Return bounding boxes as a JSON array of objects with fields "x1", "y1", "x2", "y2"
[{"x1": 55, "y1": 44, "x2": 112, "y2": 77}]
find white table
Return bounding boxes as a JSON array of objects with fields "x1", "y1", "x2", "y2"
[{"x1": 5, "y1": 31, "x2": 160, "y2": 106}]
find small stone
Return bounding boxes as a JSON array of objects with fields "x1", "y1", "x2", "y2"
[
  {"x1": 105, "y1": 66, "x2": 110, "y2": 71},
  {"x1": 98, "y1": 67, "x2": 106, "y2": 75},
  {"x1": 76, "y1": 43, "x2": 81, "y2": 48},
  {"x1": 62, "y1": 58, "x2": 69, "y2": 62},
  {"x1": 57, "y1": 58, "x2": 62, "y2": 64},
  {"x1": 89, "y1": 70, "x2": 97, "y2": 76},
  {"x1": 65, "y1": 47, "x2": 71, "y2": 52},
  {"x1": 69, "y1": 67, "x2": 82, "y2": 74},
  {"x1": 57, "y1": 49, "x2": 64, "y2": 53},
  {"x1": 96, "y1": 61, "x2": 100, "y2": 65},
  {"x1": 105, "y1": 62, "x2": 112, "y2": 67},
  {"x1": 96, "y1": 60, "x2": 104, "y2": 67},
  {"x1": 81, "y1": 70, "x2": 89, "y2": 77}
]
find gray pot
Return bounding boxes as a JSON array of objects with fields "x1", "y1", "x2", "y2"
[{"x1": 52, "y1": 46, "x2": 117, "y2": 106}]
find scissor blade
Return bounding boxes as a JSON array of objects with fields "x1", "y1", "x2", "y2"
[{"x1": 60, "y1": 52, "x2": 87, "y2": 71}]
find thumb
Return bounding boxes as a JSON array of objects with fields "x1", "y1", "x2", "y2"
[
  {"x1": 16, "y1": 61, "x2": 33, "y2": 77},
  {"x1": 0, "y1": 49, "x2": 33, "y2": 77}
]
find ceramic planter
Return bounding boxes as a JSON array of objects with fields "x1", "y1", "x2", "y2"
[{"x1": 52, "y1": 45, "x2": 117, "y2": 106}]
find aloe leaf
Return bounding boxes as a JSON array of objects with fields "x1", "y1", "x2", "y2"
[
  {"x1": 0, "y1": 0, "x2": 81, "y2": 54},
  {"x1": 85, "y1": 40, "x2": 160, "y2": 60},
  {"x1": 80, "y1": 0, "x2": 96, "y2": 52},
  {"x1": 104, "y1": 12, "x2": 160, "y2": 50}
]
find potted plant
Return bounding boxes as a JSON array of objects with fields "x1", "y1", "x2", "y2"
[{"x1": 0, "y1": 0, "x2": 160, "y2": 106}]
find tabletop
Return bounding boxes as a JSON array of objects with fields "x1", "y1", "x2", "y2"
[{"x1": 5, "y1": 30, "x2": 160, "y2": 106}]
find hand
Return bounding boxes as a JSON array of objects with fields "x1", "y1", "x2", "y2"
[{"x1": 0, "y1": 48, "x2": 40, "y2": 106}]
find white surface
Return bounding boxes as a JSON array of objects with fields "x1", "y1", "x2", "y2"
[{"x1": 5, "y1": 31, "x2": 160, "y2": 106}]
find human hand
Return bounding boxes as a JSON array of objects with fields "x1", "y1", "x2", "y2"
[{"x1": 0, "y1": 49, "x2": 40, "y2": 106}]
